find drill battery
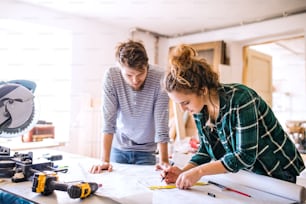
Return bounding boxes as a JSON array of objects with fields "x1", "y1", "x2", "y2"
[
  {"x1": 32, "y1": 171, "x2": 63, "y2": 196},
  {"x1": 32, "y1": 171, "x2": 101, "y2": 199}
]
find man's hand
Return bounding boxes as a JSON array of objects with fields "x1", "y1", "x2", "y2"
[
  {"x1": 155, "y1": 161, "x2": 171, "y2": 171},
  {"x1": 90, "y1": 162, "x2": 113, "y2": 173}
]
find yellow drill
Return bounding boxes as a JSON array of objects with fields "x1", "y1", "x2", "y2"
[{"x1": 32, "y1": 171, "x2": 101, "y2": 199}]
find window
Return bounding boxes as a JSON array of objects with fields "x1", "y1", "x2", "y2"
[{"x1": 0, "y1": 19, "x2": 72, "y2": 141}]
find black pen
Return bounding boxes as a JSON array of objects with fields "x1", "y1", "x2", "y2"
[
  {"x1": 161, "y1": 162, "x2": 174, "y2": 182},
  {"x1": 208, "y1": 180, "x2": 251, "y2": 197},
  {"x1": 161, "y1": 172, "x2": 167, "y2": 182},
  {"x1": 207, "y1": 192, "x2": 216, "y2": 198}
]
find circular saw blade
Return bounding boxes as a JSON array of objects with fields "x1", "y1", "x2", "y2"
[{"x1": 0, "y1": 83, "x2": 38, "y2": 138}]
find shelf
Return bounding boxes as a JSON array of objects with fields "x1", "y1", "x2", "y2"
[{"x1": 0, "y1": 139, "x2": 64, "y2": 152}]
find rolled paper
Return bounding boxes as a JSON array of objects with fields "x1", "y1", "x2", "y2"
[{"x1": 220, "y1": 170, "x2": 306, "y2": 203}]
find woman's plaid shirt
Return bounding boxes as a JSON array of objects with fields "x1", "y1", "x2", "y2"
[{"x1": 190, "y1": 83, "x2": 305, "y2": 181}]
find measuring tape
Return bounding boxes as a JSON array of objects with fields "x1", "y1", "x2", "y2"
[{"x1": 149, "y1": 181, "x2": 208, "y2": 190}]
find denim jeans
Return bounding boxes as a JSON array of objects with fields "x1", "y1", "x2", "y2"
[
  {"x1": 110, "y1": 147, "x2": 156, "y2": 165},
  {"x1": 0, "y1": 190, "x2": 34, "y2": 204}
]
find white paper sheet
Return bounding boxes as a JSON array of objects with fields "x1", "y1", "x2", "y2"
[{"x1": 73, "y1": 162, "x2": 297, "y2": 204}]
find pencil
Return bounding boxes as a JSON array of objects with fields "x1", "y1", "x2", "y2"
[
  {"x1": 161, "y1": 172, "x2": 167, "y2": 182},
  {"x1": 208, "y1": 180, "x2": 251, "y2": 197},
  {"x1": 161, "y1": 162, "x2": 174, "y2": 182}
]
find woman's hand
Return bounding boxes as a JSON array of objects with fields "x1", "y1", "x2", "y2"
[
  {"x1": 161, "y1": 165, "x2": 182, "y2": 184},
  {"x1": 90, "y1": 162, "x2": 113, "y2": 173},
  {"x1": 175, "y1": 166, "x2": 202, "y2": 189}
]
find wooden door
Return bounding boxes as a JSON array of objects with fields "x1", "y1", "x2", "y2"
[{"x1": 243, "y1": 48, "x2": 272, "y2": 107}]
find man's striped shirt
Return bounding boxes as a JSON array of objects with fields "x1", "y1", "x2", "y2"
[{"x1": 102, "y1": 65, "x2": 169, "y2": 152}]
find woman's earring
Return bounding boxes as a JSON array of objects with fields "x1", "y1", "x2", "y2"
[{"x1": 203, "y1": 89, "x2": 207, "y2": 96}]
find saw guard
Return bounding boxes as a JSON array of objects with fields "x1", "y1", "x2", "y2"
[{"x1": 0, "y1": 81, "x2": 38, "y2": 138}]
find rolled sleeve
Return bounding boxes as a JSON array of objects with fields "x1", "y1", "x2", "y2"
[{"x1": 190, "y1": 139, "x2": 212, "y2": 165}]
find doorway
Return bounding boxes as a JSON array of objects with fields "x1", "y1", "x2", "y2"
[{"x1": 247, "y1": 36, "x2": 306, "y2": 128}]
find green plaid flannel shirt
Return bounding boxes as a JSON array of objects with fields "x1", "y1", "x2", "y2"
[{"x1": 190, "y1": 83, "x2": 305, "y2": 181}]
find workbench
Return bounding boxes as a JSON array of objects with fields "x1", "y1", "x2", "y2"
[{"x1": 0, "y1": 149, "x2": 305, "y2": 204}]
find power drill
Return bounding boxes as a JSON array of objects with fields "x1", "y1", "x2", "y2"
[{"x1": 32, "y1": 171, "x2": 101, "y2": 199}]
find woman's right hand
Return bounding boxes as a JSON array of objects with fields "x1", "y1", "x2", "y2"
[
  {"x1": 161, "y1": 165, "x2": 182, "y2": 184},
  {"x1": 90, "y1": 162, "x2": 113, "y2": 173}
]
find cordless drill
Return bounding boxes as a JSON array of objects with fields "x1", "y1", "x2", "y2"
[{"x1": 32, "y1": 171, "x2": 101, "y2": 199}]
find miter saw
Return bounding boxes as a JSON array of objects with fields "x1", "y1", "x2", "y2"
[
  {"x1": 0, "y1": 80, "x2": 55, "y2": 182},
  {"x1": 0, "y1": 80, "x2": 37, "y2": 138},
  {"x1": 0, "y1": 82, "x2": 98, "y2": 200}
]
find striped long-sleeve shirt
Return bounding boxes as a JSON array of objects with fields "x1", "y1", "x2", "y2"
[
  {"x1": 102, "y1": 65, "x2": 169, "y2": 152},
  {"x1": 190, "y1": 83, "x2": 305, "y2": 182}
]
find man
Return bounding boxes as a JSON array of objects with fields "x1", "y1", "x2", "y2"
[{"x1": 90, "y1": 40, "x2": 170, "y2": 173}]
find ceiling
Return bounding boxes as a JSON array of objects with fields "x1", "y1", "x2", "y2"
[
  {"x1": 17, "y1": 0, "x2": 306, "y2": 37},
  {"x1": 12, "y1": 0, "x2": 306, "y2": 59},
  {"x1": 251, "y1": 37, "x2": 305, "y2": 63}
]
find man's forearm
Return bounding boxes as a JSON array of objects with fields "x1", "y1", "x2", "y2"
[
  {"x1": 102, "y1": 133, "x2": 113, "y2": 162},
  {"x1": 158, "y1": 142, "x2": 169, "y2": 164}
]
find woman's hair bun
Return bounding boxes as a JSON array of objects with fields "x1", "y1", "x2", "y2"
[{"x1": 170, "y1": 44, "x2": 196, "y2": 70}]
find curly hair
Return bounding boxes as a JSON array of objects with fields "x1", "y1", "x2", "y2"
[
  {"x1": 115, "y1": 40, "x2": 148, "y2": 70},
  {"x1": 163, "y1": 44, "x2": 220, "y2": 95}
]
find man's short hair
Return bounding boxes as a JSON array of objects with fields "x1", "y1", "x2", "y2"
[{"x1": 115, "y1": 40, "x2": 149, "y2": 70}]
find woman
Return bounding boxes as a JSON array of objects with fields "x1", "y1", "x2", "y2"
[{"x1": 161, "y1": 44, "x2": 305, "y2": 189}]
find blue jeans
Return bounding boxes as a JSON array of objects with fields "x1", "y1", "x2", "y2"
[
  {"x1": 110, "y1": 148, "x2": 156, "y2": 165},
  {"x1": 0, "y1": 190, "x2": 34, "y2": 204}
]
